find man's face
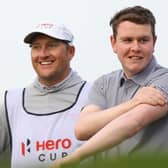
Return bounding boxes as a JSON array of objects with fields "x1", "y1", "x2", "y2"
[
  {"x1": 111, "y1": 21, "x2": 156, "y2": 78},
  {"x1": 31, "y1": 35, "x2": 74, "y2": 86}
]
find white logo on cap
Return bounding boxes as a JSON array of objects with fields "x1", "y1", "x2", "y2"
[{"x1": 36, "y1": 23, "x2": 54, "y2": 29}]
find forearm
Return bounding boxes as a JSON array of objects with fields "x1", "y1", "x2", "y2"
[
  {"x1": 76, "y1": 104, "x2": 168, "y2": 160},
  {"x1": 55, "y1": 115, "x2": 137, "y2": 167},
  {"x1": 51, "y1": 104, "x2": 168, "y2": 167},
  {"x1": 75, "y1": 99, "x2": 141, "y2": 140}
]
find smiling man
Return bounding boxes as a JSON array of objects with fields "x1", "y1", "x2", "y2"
[
  {"x1": 50, "y1": 6, "x2": 168, "y2": 168},
  {"x1": 75, "y1": 4, "x2": 168, "y2": 152},
  {"x1": 74, "y1": 5, "x2": 168, "y2": 149},
  {"x1": 74, "y1": 6, "x2": 168, "y2": 153},
  {"x1": 0, "y1": 22, "x2": 92, "y2": 168}
]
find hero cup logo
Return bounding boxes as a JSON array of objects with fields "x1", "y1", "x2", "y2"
[
  {"x1": 21, "y1": 138, "x2": 72, "y2": 158},
  {"x1": 21, "y1": 139, "x2": 31, "y2": 156}
]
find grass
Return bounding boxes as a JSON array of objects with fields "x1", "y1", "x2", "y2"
[
  {"x1": 61, "y1": 153, "x2": 168, "y2": 168},
  {"x1": 0, "y1": 149, "x2": 10, "y2": 168},
  {"x1": 1, "y1": 153, "x2": 168, "y2": 168}
]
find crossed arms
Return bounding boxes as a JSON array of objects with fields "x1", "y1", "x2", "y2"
[{"x1": 50, "y1": 87, "x2": 168, "y2": 167}]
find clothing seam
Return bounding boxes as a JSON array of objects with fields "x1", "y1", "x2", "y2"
[
  {"x1": 4, "y1": 90, "x2": 13, "y2": 154},
  {"x1": 22, "y1": 81, "x2": 87, "y2": 116}
]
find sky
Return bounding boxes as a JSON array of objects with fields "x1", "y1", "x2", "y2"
[{"x1": 0, "y1": 0, "x2": 167, "y2": 96}]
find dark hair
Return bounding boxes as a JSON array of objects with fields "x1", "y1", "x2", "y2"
[{"x1": 109, "y1": 6, "x2": 156, "y2": 39}]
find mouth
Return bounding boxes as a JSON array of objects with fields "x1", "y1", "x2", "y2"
[
  {"x1": 128, "y1": 56, "x2": 144, "y2": 60},
  {"x1": 39, "y1": 61, "x2": 54, "y2": 65}
]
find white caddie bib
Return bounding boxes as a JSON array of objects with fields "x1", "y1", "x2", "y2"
[{"x1": 5, "y1": 82, "x2": 91, "y2": 168}]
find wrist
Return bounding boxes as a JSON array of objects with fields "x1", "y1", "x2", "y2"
[
  {"x1": 62, "y1": 150, "x2": 81, "y2": 166},
  {"x1": 131, "y1": 98, "x2": 141, "y2": 106}
]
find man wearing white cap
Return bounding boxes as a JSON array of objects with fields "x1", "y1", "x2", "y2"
[
  {"x1": 0, "y1": 22, "x2": 92, "y2": 168},
  {"x1": 0, "y1": 21, "x2": 166, "y2": 168}
]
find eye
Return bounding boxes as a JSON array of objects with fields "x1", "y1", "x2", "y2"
[
  {"x1": 31, "y1": 44, "x2": 41, "y2": 50},
  {"x1": 139, "y1": 38, "x2": 150, "y2": 44},
  {"x1": 48, "y1": 42, "x2": 59, "y2": 49},
  {"x1": 122, "y1": 38, "x2": 132, "y2": 43}
]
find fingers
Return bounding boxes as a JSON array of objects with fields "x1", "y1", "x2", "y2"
[
  {"x1": 148, "y1": 87, "x2": 167, "y2": 105},
  {"x1": 135, "y1": 86, "x2": 167, "y2": 106},
  {"x1": 148, "y1": 95, "x2": 166, "y2": 106}
]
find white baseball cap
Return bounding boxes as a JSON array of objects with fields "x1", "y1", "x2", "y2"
[{"x1": 24, "y1": 22, "x2": 74, "y2": 44}]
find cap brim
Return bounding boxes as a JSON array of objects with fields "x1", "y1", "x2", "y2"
[
  {"x1": 24, "y1": 32, "x2": 49, "y2": 44},
  {"x1": 24, "y1": 32, "x2": 72, "y2": 44}
]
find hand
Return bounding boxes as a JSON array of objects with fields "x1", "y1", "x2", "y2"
[
  {"x1": 49, "y1": 160, "x2": 62, "y2": 168},
  {"x1": 49, "y1": 156, "x2": 80, "y2": 168},
  {"x1": 133, "y1": 86, "x2": 167, "y2": 106}
]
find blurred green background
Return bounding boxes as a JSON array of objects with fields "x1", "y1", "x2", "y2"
[
  {"x1": 1, "y1": 152, "x2": 168, "y2": 168},
  {"x1": 0, "y1": 149, "x2": 10, "y2": 168},
  {"x1": 62, "y1": 153, "x2": 168, "y2": 168}
]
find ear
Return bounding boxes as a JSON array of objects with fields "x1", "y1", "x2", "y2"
[
  {"x1": 152, "y1": 35, "x2": 157, "y2": 53},
  {"x1": 68, "y1": 45, "x2": 75, "y2": 60},
  {"x1": 153, "y1": 35, "x2": 157, "y2": 46},
  {"x1": 110, "y1": 35, "x2": 117, "y2": 53}
]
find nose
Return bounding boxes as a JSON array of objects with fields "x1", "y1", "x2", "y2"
[
  {"x1": 131, "y1": 41, "x2": 141, "y2": 52},
  {"x1": 38, "y1": 47, "x2": 50, "y2": 58}
]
